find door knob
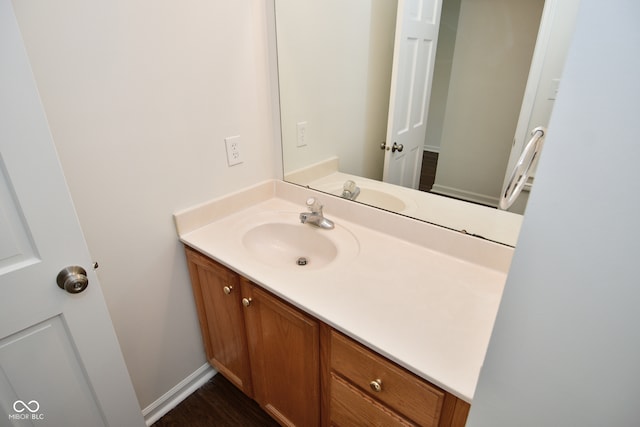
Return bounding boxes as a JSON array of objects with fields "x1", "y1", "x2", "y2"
[
  {"x1": 242, "y1": 297, "x2": 252, "y2": 307},
  {"x1": 56, "y1": 266, "x2": 89, "y2": 294},
  {"x1": 392, "y1": 142, "x2": 403, "y2": 153}
]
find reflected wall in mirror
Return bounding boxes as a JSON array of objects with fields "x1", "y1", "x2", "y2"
[{"x1": 275, "y1": 0, "x2": 580, "y2": 246}]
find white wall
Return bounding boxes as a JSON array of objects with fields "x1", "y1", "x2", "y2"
[
  {"x1": 424, "y1": 0, "x2": 461, "y2": 153},
  {"x1": 468, "y1": 1, "x2": 640, "y2": 425},
  {"x1": 277, "y1": 0, "x2": 396, "y2": 180},
  {"x1": 504, "y1": 0, "x2": 581, "y2": 215},
  {"x1": 432, "y1": 0, "x2": 544, "y2": 205},
  {"x1": 515, "y1": 0, "x2": 581, "y2": 165},
  {"x1": 12, "y1": 0, "x2": 276, "y2": 410}
]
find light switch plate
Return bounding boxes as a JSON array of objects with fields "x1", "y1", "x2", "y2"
[
  {"x1": 548, "y1": 78, "x2": 561, "y2": 100},
  {"x1": 224, "y1": 135, "x2": 243, "y2": 166}
]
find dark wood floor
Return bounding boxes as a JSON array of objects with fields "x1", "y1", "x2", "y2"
[
  {"x1": 152, "y1": 374, "x2": 280, "y2": 427},
  {"x1": 419, "y1": 151, "x2": 439, "y2": 192}
]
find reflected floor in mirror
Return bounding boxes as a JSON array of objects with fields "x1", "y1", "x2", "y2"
[
  {"x1": 152, "y1": 374, "x2": 279, "y2": 427},
  {"x1": 419, "y1": 151, "x2": 439, "y2": 193}
]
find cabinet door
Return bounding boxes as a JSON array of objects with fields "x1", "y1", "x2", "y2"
[
  {"x1": 185, "y1": 247, "x2": 253, "y2": 396},
  {"x1": 241, "y1": 278, "x2": 320, "y2": 427}
]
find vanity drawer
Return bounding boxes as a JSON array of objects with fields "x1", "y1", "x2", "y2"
[
  {"x1": 330, "y1": 331, "x2": 444, "y2": 426},
  {"x1": 330, "y1": 373, "x2": 415, "y2": 426}
]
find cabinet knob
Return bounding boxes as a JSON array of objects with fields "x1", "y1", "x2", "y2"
[
  {"x1": 242, "y1": 297, "x2": 252, "y2": 307},
  {"x1": 369, "y1": 379, "x2": 383, "y2": 393},
  {"x1": 223, "y1": 285, "x2": 233, "y2": 295}
]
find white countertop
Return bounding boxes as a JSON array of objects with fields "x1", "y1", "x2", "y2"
[{"x1": 174, "y1": 180, "x2": 513, "y2": 403}]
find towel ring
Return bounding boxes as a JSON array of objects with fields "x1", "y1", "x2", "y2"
[{"x1": 499, "y1": 126, "x2": 546, "y2": 210}]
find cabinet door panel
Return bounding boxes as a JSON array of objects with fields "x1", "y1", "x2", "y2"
[
  {"x1": 242, "y1": 279, "x2": 320, "y2": 427},
  {"x1": 185, "y1": 247, "x2": 253, "y2": 396}
]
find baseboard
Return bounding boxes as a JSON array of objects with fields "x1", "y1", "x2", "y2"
[
  {"x1": 142, "y1": 363, "x2": 217, "y2": 426},
  {"x1": 430, "y1": 184, "x2": 499, "y2": 207},
  {"x1": 423, "y1": 145, "x2": 440, "y2": 153}
]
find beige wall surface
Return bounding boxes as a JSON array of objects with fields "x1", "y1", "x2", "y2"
[
  {"x1": 425, "y1": 0, "x2": 461, "y2": 153},
  {"x1": 12, "y1": 0, "x2": 276, "y2": 409},
  {"x1": 277, "y1": 0, "x2": 396, "y2": 180},
  {"x1": 468, "y1": 0, "x2": 640, "y2": 424},
  {"x1": 432, "y1": 0, "x2": 544, "y2": 205}
]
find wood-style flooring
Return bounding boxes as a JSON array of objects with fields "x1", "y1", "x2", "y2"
[
  {"x1": 419, "y1": 151, "x2": 439, "y2": 192},
  {"x1": 152, "y1": 374, "x2": 279, "y2": 427}
]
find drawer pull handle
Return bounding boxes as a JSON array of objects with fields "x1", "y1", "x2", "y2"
[
  {"x1": 223, "y1": 285, "x2": 233, "y2": 295},
  {"x1": 369, "y1": 379, "x2": 383, "y2": 392},
  {"x1": 242, "y1": 297, "x2": 252, "y2": 307}
]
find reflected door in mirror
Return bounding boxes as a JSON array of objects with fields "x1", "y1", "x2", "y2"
[{"x1": 384, "y1": 0, "x2": 443, "y2": 189}]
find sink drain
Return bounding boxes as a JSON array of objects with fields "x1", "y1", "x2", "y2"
[{"x1": 296, "y1": 257, "x2": 308, "y2": 266}]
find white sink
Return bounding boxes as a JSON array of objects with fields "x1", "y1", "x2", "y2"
[{"x1": 241, "y1": 212, "x2": 359, "y2": 270}]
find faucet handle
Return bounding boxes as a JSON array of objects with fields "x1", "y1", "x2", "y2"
[
  {"x1": 306, "y1": 197, "x2": 322, "y2": 213},
  {"x1": 343, "y1": 180, "x2": 357, "y2": 193}
]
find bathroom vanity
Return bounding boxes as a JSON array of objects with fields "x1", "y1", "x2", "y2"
[{"x1": 174, "y1": 180, "x2": 513, "y2": 426}]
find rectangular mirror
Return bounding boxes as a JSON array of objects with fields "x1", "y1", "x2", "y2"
[{"x1": 273, "y1": 0, "x2": 580, "y2": 247}]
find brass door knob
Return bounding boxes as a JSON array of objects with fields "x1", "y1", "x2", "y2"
[
  {"x1": 223, "y1": 285, "x2": 233, "y2": 295},
  {"x1": 242, "y1": 297, "x2": 252, "y2": 307}
]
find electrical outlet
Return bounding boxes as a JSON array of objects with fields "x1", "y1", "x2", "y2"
[
  {"x1": 224, "y1": 135, "x2": 243, "y2": 166},
  {"x1": 296, "y1": 121, "x2": 308, "y2": 147}
]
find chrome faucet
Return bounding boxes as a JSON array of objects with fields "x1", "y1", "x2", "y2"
[
  {"x1": 340, "y1": 180, "x2": 360, "y2": 201},
  {"x1": 299, "y1": 197, "x2": 334, "y2": 229}
]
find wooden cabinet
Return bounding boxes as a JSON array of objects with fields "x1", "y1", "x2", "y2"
[
  {"x1": 321, "y1": 327, "x2": 469, "y2": 427},
  {"x1": 185, "y1": 246, "x2": 253, "y2": 396},
  {"x1": 241, "y1": 278, "x2": 320, "y2": 426},
  {"x1": 185, "y1": 246, "x2": 469, "y2": 427},
  {"x1": 185, "y1": 246, "x2": 320, "y2": 426}
]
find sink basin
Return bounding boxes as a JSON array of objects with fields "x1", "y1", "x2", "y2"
[{"x1": 241, "y1": 213, "x2": 359, "y2": 270}]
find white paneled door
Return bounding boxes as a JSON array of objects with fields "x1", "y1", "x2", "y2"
[
  {"x1": 383, "y1": 0, "x2": 442, "y2": 188},
  {"x1": 0, "y1": 1, "x2": 145, "y2": 426}
]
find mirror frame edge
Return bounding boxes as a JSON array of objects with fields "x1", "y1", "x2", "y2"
[{"x1": 265, "y1": 0, "x2": 285, "y2": 181}]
